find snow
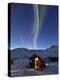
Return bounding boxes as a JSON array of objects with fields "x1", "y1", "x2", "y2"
[
  {"x1": 10, "y1": 46, "x2": 58, "y2": 77},
  {"x1": 11, "y1": 58, "x2": 58, "y2": 77}
]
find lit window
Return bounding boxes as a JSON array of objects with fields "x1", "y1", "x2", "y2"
[{"x1": 35, "y1": 57, "x2": 38, "y2": 61}]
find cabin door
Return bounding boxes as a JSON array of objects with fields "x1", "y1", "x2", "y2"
[{"x1": 35, "y1": 58, "x2": 39, "y2": 69}]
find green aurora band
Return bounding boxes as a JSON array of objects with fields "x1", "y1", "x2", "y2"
[{"x1": 33, "y1": 4, "x2": 46, "y2": 49}]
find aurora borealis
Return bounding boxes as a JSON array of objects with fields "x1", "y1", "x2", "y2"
[
  {"x1": 33, "y1": 4, "x2": 40, "y2": 49},
  {"x1": 9, "y1": 3, "x2": 58, "y2": 50},
  {"x1": 33, "y1": 4, "x2": 46, "y2": 49}
]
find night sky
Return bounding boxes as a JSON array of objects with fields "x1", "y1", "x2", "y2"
[{"x1": 9, "y1": 3, "x2": 58, "y2": 50}]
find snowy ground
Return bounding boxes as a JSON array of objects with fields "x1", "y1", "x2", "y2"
[{"x1": 10, "y1": 58, "x2": 58, "y2": 77}]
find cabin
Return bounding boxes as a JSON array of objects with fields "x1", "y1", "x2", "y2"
[{"x1": 29, "y1": 54, "x2": 45, "y2": 70}]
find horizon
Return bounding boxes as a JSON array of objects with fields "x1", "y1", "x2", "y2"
[{"x1": 9, "y1": 44, "x2": 58, "y2": 50}]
